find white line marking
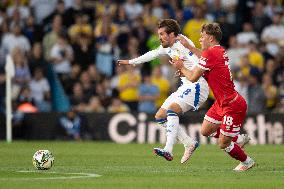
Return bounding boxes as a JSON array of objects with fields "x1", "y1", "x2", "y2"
[{"x1": 0, "y1": 171, "x2": 102, "y2": 180}]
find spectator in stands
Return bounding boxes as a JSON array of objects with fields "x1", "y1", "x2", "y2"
[
  {"x1": 123, "y1": 0, "x2": 143, "y2": 20},
  {"x1": 183, "y1": 5, "x2": 208, "y2": 48},
  {"x1": 95, "y1": 13, "x2": 118, "y2": 77},
  {"x1": 84, "y1": 96, "x2": 105, "y2": 113},
  {"x1": 131, "y1": 17, "x2": 150, "y2": 56},
  {"x1": 273, "y1": 60, "x2": 284, "y2": 88},
  {"x1": 87, "y1": 64, "x2": 101, "y2": 85},
  {"x1": 107, "y1": 97, "x2": 129, "y2": 113},
  {"x1": 57, "y1": 108, "x2": 83, "y2": 141},
  {"x1": 1, "y1": 24, "x2": 31, "y2": 53},
  {"x1": 43, "y1": 15, "x2": 63, "y2": 60},
  {"x1": 50, "y1": 32, "x2": 73, "y2": 79},
  {"x1": 68, "y1": 14, "x2": 92, "y2": 42},
  {"x1": 72, "y1": 33, "x2": 94, "y2": 71},
  {"x1": 29, "y1": 67, "x2": 51, "y2": 112},
  {"x1": 28, "y1": 42, "x2": 47, "y2": 76},
  {"x1": 8, "y1": 8, "x2": 24, "y2": 29},
  {"x1": 118, "y1": 65, "x2": 140, "y2": 111},
  {"x1": 16, "y1": 85, "x2": 37, "y2": 113},
  {"x1": 247, "y1": 69, "x2": 266, "y2": 114},
  {"x1": 251, "y1": 1, "x2": 271, "y2": 35},
  {"x1": 151, "y1": 65, "x2": 170, "y2": 108},
  {"x1": 64, "y1": 64, "x2": 81, "y2": 94},
  {"x1": 43, "y1": 0, "x2": 68, "y2": 27},
  {"x1": 236, "y1": 22, "x2": 259, "y2": 46},
  {"x1": 261, "y1": 13, "x2": 284, "y2": 56},
  {"x1": 138, "y1": 74, "x2": 159, "y2": 114},
  {"x1": 234, "y1": 73, "x2": 249, "y2": 103},
  {"x1": 227, "y1": 35, "x2": 248, "y2": 72},
  {"x1": 262, "y1": 73, "x2": 278, "y2": 110},
  {"x1": 12, "y1": 47, "x2": 31, "y2": 91},
  {"x1": 79, "y1": 71, "x2": 96, "y2": 100},
  {"x1": 95, "y1": 0, "x2": 116, "y2": 18},
  {"x1": 265, "y1": 58, "x2": 276, "y2": 76},
  {"x1": 216, "y1": 12, "x2": 236, "y2": 48},
  {"x1": 95, "y1": 79, "x2": 112, "y2": 107},
  {"x1": 110, "y1": 65, "x2": 124, "y2": 91},
  {"x1": 23, "y1": 15, "x2": 43, "y2": 44},
  {"x1": 247, "y1": 41, "x2": 264, "y2": 73},
  {"x1": 263, "y1": 0, "x2": 282, "y2": 19},
  {"x1": 29, "y1": 0, "x2": 57, "y2": 24},
  {"x1": 70, "y1": 82, "x2": 88, "y2": 112},
  {"x1": 7, "y1": 0, "x2": 30, "y2": 21},
  {"x1": 65, "y1": 0, "x2": 93, "y2": 27}
]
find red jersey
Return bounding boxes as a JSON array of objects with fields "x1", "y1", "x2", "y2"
[{"x1": 197, "y1": 45, "x2": 237, "y2": 106}]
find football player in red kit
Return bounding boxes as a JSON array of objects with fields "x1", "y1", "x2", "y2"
[{"x1": 172, "y1": 23, "x2": 255, "y2": 171}]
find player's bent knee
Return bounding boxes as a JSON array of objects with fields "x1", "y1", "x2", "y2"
[
  {"x1": 200, "y1": 128, "x2": 210, "y2": 137},
  {"x1": 155, "y1": 109, "x2": 166, "y2": 120},
  {"x1": 218, "y1": 140, "x2": 231, "y2": 149}
]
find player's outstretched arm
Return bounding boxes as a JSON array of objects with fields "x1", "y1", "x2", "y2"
[
  {"x1": 176, "y1": 36, "x2": 203, "y2": 58},
  {"x1": 117, "y1": 48, "x2": 161, "y2": 66},
  {"x1": 170, "y1": 59, "x2": 205, "y2": 83}
]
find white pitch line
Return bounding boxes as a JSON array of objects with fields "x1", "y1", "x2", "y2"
[{"x1": 0, "y1": 171, "x2": 102, "y2": 180}]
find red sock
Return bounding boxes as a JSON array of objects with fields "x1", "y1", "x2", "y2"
[
  {"x1": 226, "y1": 142, "x2": 247, "y2": 162},
  {"x1": 213, "y1": 128, "x2": 238, "y2": 142},
  {"x1": 232, "y1": 135, "x2": 238, "y2": 142}
]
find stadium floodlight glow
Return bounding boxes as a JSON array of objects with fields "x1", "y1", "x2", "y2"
[{"x1": 5, "y1": 54, "x2": 15, "y2": 143}]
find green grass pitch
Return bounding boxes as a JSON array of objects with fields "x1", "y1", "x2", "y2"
[{"x1": 0, "y1": 142, "x2": 283, "y2": 189}]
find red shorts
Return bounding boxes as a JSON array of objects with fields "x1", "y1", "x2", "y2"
[{"x1": 204, "y1": 94, "x2": 247, "y2": 137}]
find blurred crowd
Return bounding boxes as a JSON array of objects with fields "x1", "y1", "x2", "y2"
[{"x1": 0, "y1": 0, "x2": 284, "y2": 116}]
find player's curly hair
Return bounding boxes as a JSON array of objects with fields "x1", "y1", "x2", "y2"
[
  {"x1": 201, "y1": 23, "x2": 222, "y2": 42},
  {"x1": 157, "y1": 19, "x2": 181, "y2": 36}
]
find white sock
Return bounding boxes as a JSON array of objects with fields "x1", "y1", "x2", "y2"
[
  {"x1": 178, "y1": 126, "x2": 196, "y2": 147},
  {"x1": 164, "y1": 110, "x2": 179, "y2": 154},
  {"x1": 156, "y1": 118, "x2": 195, "y2": 147}
]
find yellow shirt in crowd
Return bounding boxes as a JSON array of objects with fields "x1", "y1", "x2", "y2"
[
  {"x1": 118, "y1": 72, "x2": 141, "y2": 102},
  {"x1": 151, "y1": 77, "x2": 170, "y2": 107}
]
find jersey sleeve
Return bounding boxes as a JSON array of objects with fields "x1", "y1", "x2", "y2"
[
  {"x1": 129, "y1": 45, "x2": 166, "y2": 65},
  {"x1": 197, "y1": 50, "x2": 214, "y2": 71}
]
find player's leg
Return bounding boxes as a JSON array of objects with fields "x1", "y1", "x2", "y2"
[
  {"x1": 154, "y1": 103, "x2": 182, "y2": 161},
  {"x1": 155, "y1": 94, "x2": 196, "y2": 151},
  {"x1": 219, "y1": 96, "x2": 255, "y2": 171},
  {"x1": 210, "y1": 128, "x2": 250, "y2": 148},
  {"x1": 219, "y1": 134, "x2": 255, "y2": 171}
]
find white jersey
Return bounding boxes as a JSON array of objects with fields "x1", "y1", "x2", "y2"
[{"x1": 129, "y1": 34, "x2": 201, "y2": 85}]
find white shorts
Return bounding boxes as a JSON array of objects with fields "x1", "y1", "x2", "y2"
[{"x1": 161, "y1": 77, "x2": 209, "y2": 113}]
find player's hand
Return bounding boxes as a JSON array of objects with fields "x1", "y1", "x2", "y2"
[
  {"x1": 117, "y1": 60, "x2": 130, "y2": 65},
  {"x1": 174, "y1": 70, "x2": 184, "y2": 77},
  {"x1": 176, "y1": 35, "x2": 190, "y2": 48},
  {"x1": 170, "y1": 58, "x2": 184, "y2": 70}
]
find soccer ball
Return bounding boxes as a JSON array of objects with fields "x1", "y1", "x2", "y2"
[{"x1": 32, "y1": 150, "x2": 54, "y2": 170}]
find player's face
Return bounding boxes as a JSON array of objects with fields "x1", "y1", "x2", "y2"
[
  {"x1": 199, "y1": 32, "x2": 211, "y2": 50},
  {"x1": 158, "y1": 27, "x2": 172, "y2": 48}
]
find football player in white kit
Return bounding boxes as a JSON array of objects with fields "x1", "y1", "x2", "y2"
[{"x1": 118, "y1": 19, "x2": 209, "y2": 163}]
